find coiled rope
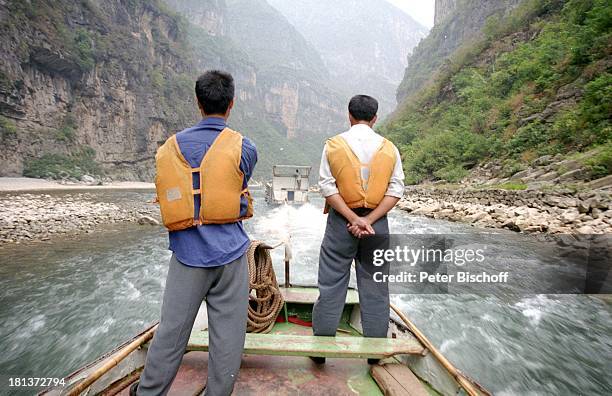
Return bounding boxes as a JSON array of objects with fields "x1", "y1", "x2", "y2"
[{"x1": 246, "y1": 240, "x2": 285, "y2": 333}]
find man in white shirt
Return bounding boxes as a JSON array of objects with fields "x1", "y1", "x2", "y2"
[{"x1": 311, "y1": 95, "x2": 404, "y2": 365}]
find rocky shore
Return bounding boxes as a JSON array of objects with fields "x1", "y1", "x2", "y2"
[
  {"x1": 0, "y1": 192, "x2": 160, "y2": 244},
  {"x1": 0, "y1": 177, "x2": 155, "y2": 192},
  {"x1": 398, "y1": 186, "x2": 612, "y2": 234}
]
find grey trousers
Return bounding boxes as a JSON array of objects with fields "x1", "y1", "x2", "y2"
[
  {"x1": 312, "y1": 208, "x2": 390, "y2": 338},
  {"x1": 137, "y1": 253, "x2": 248, "y2": 396}
]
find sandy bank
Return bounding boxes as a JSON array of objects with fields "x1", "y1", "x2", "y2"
[{"x1": 0, "y1": 177, "x2": 154, "y2": 192}]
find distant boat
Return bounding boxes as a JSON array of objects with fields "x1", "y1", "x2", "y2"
[{"x1": 265, "y1": 165, "x2": 311, "y2": 205}]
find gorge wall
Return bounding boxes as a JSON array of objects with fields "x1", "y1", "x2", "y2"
[
  {"x1": 397, "y1": 0, "x2": 521, "y2": 103},
  {"x1": 385, "y1": 0, "x2": 611, "y2": 188},
  {"x1": 0, "y1": 0, "x2": 198, "y2": 180},
  {"x1": 267, "y1": 0, "x2": 428, "y2": 116},
  {"x1": 434, "y1": 0, "x2": 458, "y2": 25},
  {"x1": 0, "y1": 0, "x2": 347, "y2": 181},
  {"x1": 166, "y1": 0, "x2": 346, "y2": 141}
]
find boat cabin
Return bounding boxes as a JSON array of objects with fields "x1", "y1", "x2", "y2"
[{"x1": 265, "y1": 165, "x2": 311, "y2": 205}]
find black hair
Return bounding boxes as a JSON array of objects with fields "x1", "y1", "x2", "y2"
[
  {"x1": 348, "y1": 95, "x2": 378, "y2": 122},
  {"x1": 195, "y1": 70, "x2": 235, "y2": 115}
]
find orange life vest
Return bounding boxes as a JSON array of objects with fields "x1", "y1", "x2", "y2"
[
  {"x1": 155, "y1": 127, "x2": 253, "y2": 231},
  {"x1": 325, "y1": 135, "x2": 396, "y2": 213}
]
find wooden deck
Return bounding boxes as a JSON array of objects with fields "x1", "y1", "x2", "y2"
[
  {"x1": 280, "y1": 287, "x2": 359, "y2": 305},
  {"x1": 187, "y1": 331, "x2": 425, "y2": 358},
  {"x1": 371, "y1": 363, "x2": 433, "y2": 396},
  {"x1": 118, "y1": 351, "x2": 385, "y2": 396},
  {"x1": 49, "y1": 286, "x2": 461, "y2": 396}
]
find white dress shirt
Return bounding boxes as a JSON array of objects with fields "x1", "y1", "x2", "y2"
[{"x1": 319, "y1": 124, "x2": 405, "y2": 198}]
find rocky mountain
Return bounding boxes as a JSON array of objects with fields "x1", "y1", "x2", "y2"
[
  {"x1": 0, "y1": 0, "x2": 199, "y2": 180},
  {"x1": 396, "y1": 0, "x2": 522, "y2": 103},
  {"x1": 434, "y1": 0, "x2": 458, "y2": 25},
  {"x1": 0, "y1": 0, "x2": 347, "y2": 181},
  {"x1": 167, "y1": 0, "x2": 346, "y2": 140},
  {"x1": 267, "y1": 0, "x2": 428, "y2": 115},
  {"x1": 384, "y1": 0, "x2": 611, "y2": 187}
]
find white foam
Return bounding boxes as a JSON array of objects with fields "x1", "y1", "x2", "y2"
[
  {"x1": 124, "y1": 279, "x2": 142, "y2": 300},
  {"x1": 515, "y1": 295, "x2": 556, "y2": 327},
  {"x1": 439, "y1": 338, "x2": 458, "y2": 353},
  {"x1": 254, "y1": 203, "x2": 327, "y2": 241},
  {"x1": 15, "y1": 314, "x2": 46, "y2": 339},
  {"x1": 86, "y1": 317, "x2": 115, "y2": 337}
]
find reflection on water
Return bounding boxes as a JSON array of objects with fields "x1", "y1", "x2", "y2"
[{"x1": 0, "y1": 190, "x2": 610, "y2": 395}]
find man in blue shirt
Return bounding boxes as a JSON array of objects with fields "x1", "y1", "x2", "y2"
[{"x1": 134, "y1": 71, "x2": 257, "y2": 396}]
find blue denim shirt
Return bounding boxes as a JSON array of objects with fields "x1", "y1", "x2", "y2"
[{"x1": 168, "y1": 117, "x2": 257, "y2": 267}]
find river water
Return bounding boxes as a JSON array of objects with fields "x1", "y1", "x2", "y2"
[{"x1": 0, "y1": 190, "x2": 610, "y2": 395}]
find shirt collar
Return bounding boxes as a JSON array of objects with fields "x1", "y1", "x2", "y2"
[
  {"x1": 349, "y1": 123, "x2": 375, "y2": 134},
  {"x1": 197, "y1": 117, "x2": 226, "y2": 128}
]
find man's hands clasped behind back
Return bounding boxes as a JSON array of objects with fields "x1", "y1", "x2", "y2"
[{"x1": 347, "y1": 217, "x2": 375, "y2": 238}]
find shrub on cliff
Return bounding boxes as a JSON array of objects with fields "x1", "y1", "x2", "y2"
[
  {"x1": 0, "y1": 116, "x2": 17, "y2": 140},
  {"x1": 24, "y1": 148, "x2": 102, "y2": 180},
  {"x1": 583, "y1": 143, "x2": 612, "y2": 179}
]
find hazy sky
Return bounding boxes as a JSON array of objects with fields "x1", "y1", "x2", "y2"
[{"x1": 384, "y1": 0, "x2": 435, "y2": 28}]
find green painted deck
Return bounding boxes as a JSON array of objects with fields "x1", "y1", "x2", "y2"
[
  {"x1": 187, "y1": 331, "x2": 425, "y2": 358},
  {"x1": 188, "y1": 287, "x2": 423, "y2": 359},
  {"x1": 280, "y1": 286, "x2": 359, "y2": 305},
  {"x1": 268, "y1": 321, "x2": 360, "y2": 336}
]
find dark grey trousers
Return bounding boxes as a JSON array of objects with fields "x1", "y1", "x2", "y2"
[
  {"x1": 312, "y1": 208, "x2": 390, "y2": 338},
  {"x1": 137, "y1": 253, "x2": 248, "y2": 396}
]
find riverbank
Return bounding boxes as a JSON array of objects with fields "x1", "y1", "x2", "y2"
[
  {"x1": 0, "y1": 177, "x2": 154, "y2": 192},
  {"x1": 0, "y1": 191, "x2": 160, "y2": 244},
  {"x1": 399, "y1": 185, "x2": 612, "y2": 234}
]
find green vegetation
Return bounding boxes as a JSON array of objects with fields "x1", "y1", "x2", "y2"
[
  {"x1": 488, "y1": 181, "x2": 528, "y2": 190},
  {"x1": 11, "y1": 0, "x2": 97, "y2": 71},
  {"x1": 71, "y1": 28, "x2": 95, "y2": 71},
  {"x1": 54, "y1": 125, "x2": 75, "y2": 142},
  {"x1": 383, "y1": 0, "x2": 612, "y2": 184},
  {"x1": 7, "y1": 0, "x2": 42, "y2": 20},
  {"x1": 55, "y1": 115, "x2": 77, "y2": 142},
  {"x1": 0, "y1": 115, "x2": 17, "y2": 140},
  {"x1": 150, "y1": 68, "x2": 165, "y2": 92},
  {"x1": 23, "y1": 147, "x2": 102, "y2": 179},
  {"x1": 0, "y1": 69, "x2": 12, "y2": 91},
  {"x1": 580, "y1": 143, "x2": 612, "y2": 179},
  {"x1": 231, "y1": 115, "x2": 319, "y2": 178},
  {"x1": 52, "y1": 25, "x2": 95, "y2": 71}
]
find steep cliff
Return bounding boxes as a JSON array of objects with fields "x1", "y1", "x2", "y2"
[
  {"x1": 384, "y1": 0, "x2": 611, "y2": 185},
  {"x1": 168, "y1": 0, "x2": 345, "y2": 141},
  {"x1": 434, "y1": 0, "x2": 458, "y2": 25},
  {"x1": 0, "y1": 0, "x2": 199, "y2": 180},
  {"x1": 397, "y1": 0, "x2": 522, "y2": 103},
  {"x1": 0, "y1": 0, "x2": 347, "y2": 181},
  {"x1": 267, "y1": 0, "x2": 428, "y2": 115}
]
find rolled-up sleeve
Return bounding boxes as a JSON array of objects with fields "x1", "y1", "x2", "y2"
[
  {"x1": 318, "y1": 145, "x2": 339, "y2": 197},
  {"x1": 385, "y1": 145, "x2": 405, "y2": 198}
]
